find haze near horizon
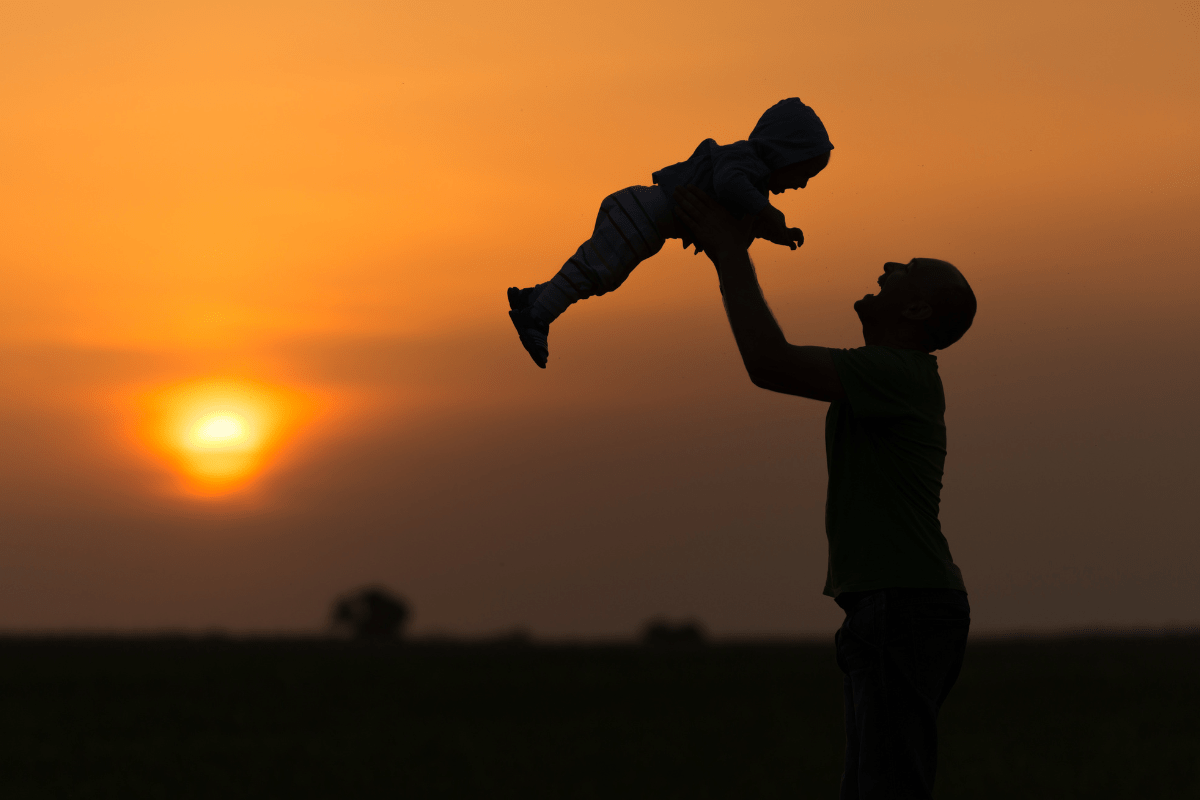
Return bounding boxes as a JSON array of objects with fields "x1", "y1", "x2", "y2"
[{"x1": 1, "y1": 0, "x2": 1197, "y2": 637}]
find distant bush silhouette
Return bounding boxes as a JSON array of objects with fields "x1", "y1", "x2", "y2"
[
  {"x1": 331, "y1": 587, "x2": 410, "y2": 640},
  {"x1": 642, "y1": 619, "x2": 707, "y2": 647}
]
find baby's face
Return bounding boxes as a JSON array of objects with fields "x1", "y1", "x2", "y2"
[{"x1": 768, "y1": 153, "x2": 830, "y2": 194}]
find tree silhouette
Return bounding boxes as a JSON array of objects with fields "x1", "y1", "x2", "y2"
[{"x1": 331, "y1": 586, "x2": 410, "y2": 640}]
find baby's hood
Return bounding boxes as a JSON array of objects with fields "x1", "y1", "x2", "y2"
[{"x1": 748, "y1": 98, "x2": 833, "y2": 171}]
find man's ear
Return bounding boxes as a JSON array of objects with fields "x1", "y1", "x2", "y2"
[{"x1": 901, "y1": 300, "x2": 933, "y2": 321}]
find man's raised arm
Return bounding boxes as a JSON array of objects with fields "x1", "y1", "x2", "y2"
[{"x1": 673, "y1": 186, "x2": 845, "y2": 402}]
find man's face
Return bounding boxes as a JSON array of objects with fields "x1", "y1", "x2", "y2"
[
  {"x1": 854, "y1": 258, "x2": 969, "y2": 320},
  {"x1": 854, "y1": 259, "x2": 927, "y2": 322}
]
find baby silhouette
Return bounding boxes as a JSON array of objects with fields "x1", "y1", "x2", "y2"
[{"x1": 507, "y1": 97, "x2": 833, "y2": 368}]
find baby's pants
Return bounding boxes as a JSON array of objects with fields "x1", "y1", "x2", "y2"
[{"x1": 535, "y1": 185, "x2": 674, "y2": 322}]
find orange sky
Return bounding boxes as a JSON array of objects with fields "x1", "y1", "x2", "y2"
[{"x1": 0, "y1": 0, "x2": 1197, "y2": 635}]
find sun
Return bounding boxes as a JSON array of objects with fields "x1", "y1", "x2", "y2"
[
  {"x1": 141, "y1": 378, "x2": 310, "y2": 496},
  {"x1": 190, "y1": 412, "x2": 250, "y2": 449}
]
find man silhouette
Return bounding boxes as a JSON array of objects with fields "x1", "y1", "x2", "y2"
[{"x1": 673, "y1": 185, "x2": 976, "y2": 800}]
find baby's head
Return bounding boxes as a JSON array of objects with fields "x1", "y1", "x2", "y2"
[{"x1": 750, "y1": 98, "x2": 834, "y2": 193}]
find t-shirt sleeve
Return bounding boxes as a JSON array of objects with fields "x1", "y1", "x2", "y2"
[
  {"x1": 829, "y1": 346, "x2": 928, "y2": 419},
  {"x1": 711, "y1": 142, "x2": 770, "y2": 216}
]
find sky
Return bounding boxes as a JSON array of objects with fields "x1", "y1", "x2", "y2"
[{"x1": 0, "y1": 0, "x2": 1197, "y2": 637}]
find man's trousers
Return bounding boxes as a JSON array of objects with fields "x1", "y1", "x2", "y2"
[{"x1": 835, "y1": 588, "x2": 970, "y2": 800}]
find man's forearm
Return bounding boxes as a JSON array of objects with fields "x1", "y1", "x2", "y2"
[
  {"x1": 671, "y1": 184, "x2": 844, "y2": 401},
  {"x1": 710, "y1": 246, "x2": 844, "y2": 401},
  {"x1": 711, "y1": 247, "x2": 790, "y2": 376}
]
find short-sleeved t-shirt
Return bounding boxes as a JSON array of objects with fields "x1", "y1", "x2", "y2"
[{"x1": 823, "y1": 346, "x2": 966, "y2": 597}]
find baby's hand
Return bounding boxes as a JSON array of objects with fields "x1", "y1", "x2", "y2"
[{"x1": 755, "y1": 205, "x2": 804, "y2": 250}]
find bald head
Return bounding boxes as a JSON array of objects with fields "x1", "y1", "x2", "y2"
[
  {"x1": 854, "y1": 258, "x2": 977, "y2": 352},
  {"x1": 911, "y1": 258, "x2": 968, "y2": 290},
  {"x1": 911, "y1": 259, "x2": 976, "y2": 350}
]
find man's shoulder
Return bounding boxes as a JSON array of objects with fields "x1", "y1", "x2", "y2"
[
  {"x1": 832, "y1": 344, "x2": 936, "y2": 361},
  {"x1": 829, "y1": 346, "x2": 944, "y2": 419},
  {"x1": 830, "y1": 345, "x2": 938, "y2": 376}
]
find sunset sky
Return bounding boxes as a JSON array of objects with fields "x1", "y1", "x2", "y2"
[{"x1": 1, "y1": 0, "x2": 1197, "y2": 637}]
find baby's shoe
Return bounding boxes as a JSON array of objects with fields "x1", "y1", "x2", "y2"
[{"x1": 507, "y1": 286, "x2": 550, "y2": 369}]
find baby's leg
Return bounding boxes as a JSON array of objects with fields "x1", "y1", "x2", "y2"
[{"x1": 531, "y1": 185, "x2": 673, "y2": 324}]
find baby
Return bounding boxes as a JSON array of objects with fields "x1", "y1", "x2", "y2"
[{"x1": 508, "y1": 97, "x2": 833, "y2": 368}]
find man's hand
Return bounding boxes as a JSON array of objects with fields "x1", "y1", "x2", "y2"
[
  {"x1": 754, "y1": 205, "x2": 804, "y2": 250},
  {"x1": 673, "y1": 185, "x2": 754, "y2": 263}
]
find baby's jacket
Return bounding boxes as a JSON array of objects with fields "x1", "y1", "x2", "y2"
[
  {"x1": 653, "y1": 139, "x2": 775, "y2": 218},
  {"x1": 652, "y1": 97, "x2": 833, "y2": 247}
]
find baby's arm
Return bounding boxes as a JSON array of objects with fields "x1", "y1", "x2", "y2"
[
  {"x1": 754, "y1": 204, "x2": 804, "y2": 250},
  {"x1": 711, "y1": 143, "x2": 772, "y2": 217},
  {"x1": 711, "y1": 143, "x2": 803, "y2": 250}
]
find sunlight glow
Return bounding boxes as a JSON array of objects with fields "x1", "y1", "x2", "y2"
[
  {"x1": 141, "y1": 378, "x2": 311, "y2": 497},
  {"x1": 192, "y1": 412, "x2": 249, "y2": 447}
]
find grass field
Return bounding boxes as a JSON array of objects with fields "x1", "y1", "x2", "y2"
[{"x1": 1, "y1": 635, "x2": 1196, "y2": 798}]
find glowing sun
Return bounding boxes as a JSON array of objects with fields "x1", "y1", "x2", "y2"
[
  {"x1": 190, "y1": 412, "x2": 250, "y2": 449},
  {"x1": 141, "y1": 378, "x2": 310, "y2": 496}
]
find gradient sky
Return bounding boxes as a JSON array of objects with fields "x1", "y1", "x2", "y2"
[{"x1": 1, "y1": 0, "x2": 1197, "y2": 637}]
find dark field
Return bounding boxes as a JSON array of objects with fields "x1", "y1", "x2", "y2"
[{"x1": 1, "y1": 636, "x2": 1197, "y2": 799}]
